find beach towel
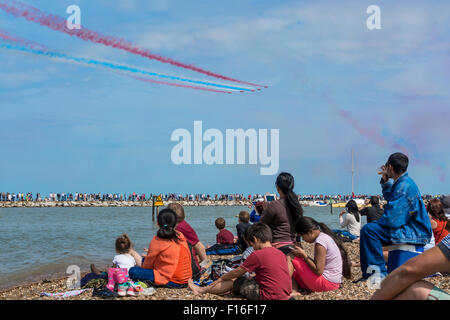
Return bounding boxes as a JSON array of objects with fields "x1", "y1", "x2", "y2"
[
  {"x1": 40, "y1": 288, "x2": 92, "y2": 298},
  {"x1": 206, "y1": 243, "x2": 243, "y2": 255}
]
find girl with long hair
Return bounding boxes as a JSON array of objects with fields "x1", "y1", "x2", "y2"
[
  {"x1": 260, "y1": 172, "x2": 303, "y2": 253},
  {"x1": 333, "y1": 199, "x2": 361, "y2": 241},
  {"x1": 289, "y1": 216, "x2": 351, "y2": 294}
]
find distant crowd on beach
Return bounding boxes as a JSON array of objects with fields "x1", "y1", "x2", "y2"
[
  {"x1": 0, "y1": 191, "x2": 443, "y2": 203},
  {"x1": 0, "y1": 192, "x2": 257, "y2": 202},
  {"x1": 0, "y1": 192, "x2": 251, "y2": 202},
  {"x1": 74, "y1": 152, "x2": 449, "y2": 301}
]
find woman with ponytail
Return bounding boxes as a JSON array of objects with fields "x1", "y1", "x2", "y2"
[
  {"x1": 289, "y1": 216, "x2": 351, "y2": 294},
  {"x1": 260, "y1": 172, "x2": 303, "y2": 253},
  {"x1": 129, "y1": 208, "x2": 192, "y2": 288}
]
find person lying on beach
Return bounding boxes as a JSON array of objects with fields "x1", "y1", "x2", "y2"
[
  {"x1": 332, "y1": 200, "x2": 361, "y2": 241},
  {"x1": 356, "y1": 153, "x2": 432, "y2": 283},
  {"x1": 167, "y1": 202, "x2": 208, "y2": 266},
  {"x1": 371, "y1": 234, "x2": 450, "y2": 300},
  {"x1": 188, "y1": 222, "x2": 292, "y2": 300},
  {"x1": 128, "y1": 209, "x2": 192, "y2": 288},
  {"x1": 288, "y1": 217, "x2": 351, "y2": 295}
]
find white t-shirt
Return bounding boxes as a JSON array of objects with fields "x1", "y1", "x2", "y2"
[
  {"x1": 339, "y1": 213, "x2": 361, "y2": 237},
  {"x1": 112, "y1": 254, "x2": 136, "y2": 270}
]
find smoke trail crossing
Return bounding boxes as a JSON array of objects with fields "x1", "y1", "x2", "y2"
[
  {"x1": 0, "y1": 0, "x2": 266, "y2": 88},
  {"x1": 0, "y1": 41, "x2": 252, "y2": 92}
]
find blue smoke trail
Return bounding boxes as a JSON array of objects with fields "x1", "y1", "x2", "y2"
[{"x1": 0, "y1": 42, "x2": 254, "y2": 92}]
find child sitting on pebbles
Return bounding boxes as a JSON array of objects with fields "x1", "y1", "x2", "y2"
[
  {"x1": 188, "y1": 222, "x2": 292, "y2": 300},
  {"x1": 90, "y1": 234, "x2": 143, "y2": 296},
  {"x1": 288, "y1": 217, "x2": 352, "y2": 294}
]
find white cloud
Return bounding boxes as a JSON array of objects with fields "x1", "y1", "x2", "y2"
[{"x1": 129, "y1": 1, "x2": 449, "y2": 65}]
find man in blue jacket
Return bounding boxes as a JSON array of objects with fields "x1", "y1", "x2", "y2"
[{"x1": 356, "y1": 152, "x2": 432, "y2": 282}]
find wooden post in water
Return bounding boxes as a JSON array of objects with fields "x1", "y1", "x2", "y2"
[
  {"x1": 152, "y1": 195, "x2": 156, "y2": 223},
  {"x1": 352, "y1": 149, "x2": 355, "y2": 198}
]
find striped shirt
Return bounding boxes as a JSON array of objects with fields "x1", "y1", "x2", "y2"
[{"x1": 437, "y1": 234, "x2": 450, "y2": 261}]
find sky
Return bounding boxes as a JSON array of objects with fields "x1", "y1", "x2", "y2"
[{"x1": 0, "y1": 0, "x2": 449, "y2": 196}]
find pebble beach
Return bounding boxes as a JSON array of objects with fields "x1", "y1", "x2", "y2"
[{"x1": 1, "y1": 241, "x2": 448, "y2": 301}]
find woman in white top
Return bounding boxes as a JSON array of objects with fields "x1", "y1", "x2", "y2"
[{"x1": 333, "y1": 200, "x2": 361, "y2": 240}]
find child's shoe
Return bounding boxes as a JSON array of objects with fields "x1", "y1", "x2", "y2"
[
  {"x1": 126, "y1": 286, "x2": 136, "y2": 296},
  {"x1": 117, "y1": 283, "x2": 128, "y2": 297},
  {"x1": 132, "y1": 283, "x2": 144, "y2": 295},
  {"x1": 141, "y1": 287, "x2": 156, "y2": 296},
  {"x1": 105, "y1": 283, "x2": 115, "y2": 292}
]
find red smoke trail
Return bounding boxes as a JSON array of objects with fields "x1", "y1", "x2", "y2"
[
  {"x1": 130, "y1": 75, "x2": 232, "y2": 94},
  {"x1": 322, "y1": 92, "x2": 389, "y2": 149},
  {"x1": 336, "y1": 108, "x2": 387, "y2": 149},
  {"x1": 325, "y1": 94, "x2": 446, "y2": 181},
  {"x1": 0, "y1": 28, "x2": 46, "y2": 50},
  {"x1": 0, "y1": 0, "x2": 265, "y2": 88},
  {"x1": 337, "y1": 108, "x2": 412, "y2": 156}
]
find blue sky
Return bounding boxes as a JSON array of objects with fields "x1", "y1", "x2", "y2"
[{"x1": 0, "y1": 0, "x2": 449, "y2": 196}]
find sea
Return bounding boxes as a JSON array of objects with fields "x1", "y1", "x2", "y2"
[{"x1": 0, "y1": 205, "x2": 367, "y2": 290}]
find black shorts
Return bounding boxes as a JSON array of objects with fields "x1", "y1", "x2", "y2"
[
  {"x1": 232, "y1": 276, "x2": 260, "y2": 300},
  {"x1": 277, "y1": 245, "x2": 294, "y2": 255}
]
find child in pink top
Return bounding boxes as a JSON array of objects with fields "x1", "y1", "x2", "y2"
[{"x1": 288, "y1": 216, "x2": 352, "y2": 294}]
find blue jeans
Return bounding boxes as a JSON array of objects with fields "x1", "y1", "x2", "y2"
[
  {"x1": 359, "y1": 222, "x2": 392, "y2": 279},
  {"x1": 128, "y1": 267, "x2": 187, "y2": 288}
]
